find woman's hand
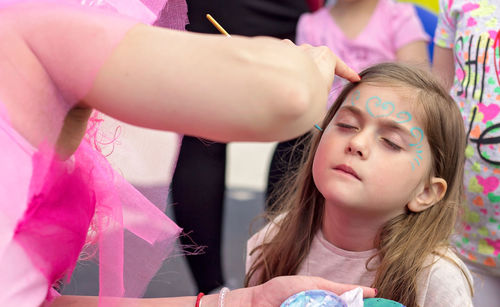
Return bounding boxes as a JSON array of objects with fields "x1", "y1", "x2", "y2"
[
  {"x1": 251, "y1": 275, "x2": 376, "y2": 306},
  {"x1": 215, "y1": 275, "x2": 376, "y2": 307}
]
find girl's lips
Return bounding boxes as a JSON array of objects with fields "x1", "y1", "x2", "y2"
[{"x1": 334, "y1": 164, "x2": 361, "y2": 180}]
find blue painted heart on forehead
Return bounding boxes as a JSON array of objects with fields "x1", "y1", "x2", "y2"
[
  {"x1": 366, "y1": 96, "x2": 395, "y2": 118},
  {"x1": 346, "y1": 89, "x2": 426, "y2": 172}
]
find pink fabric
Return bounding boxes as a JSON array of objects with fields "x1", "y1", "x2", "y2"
[
  {"x1": 0, "y1": 109, "x2": 181, "y2": 305},
  {"x1": 0, "y1": 1, "x2": 139, "y2": 148},
  {"x1": 0, "y1": 0, "x2": 186, "y2": 305},
  {"x1": 0, "y1": 240, "x2": 48, "y2": 306},
  {"x1": 154, "y1": 0, "x2": 188, "y2": 30},
  {"x1": 296, "y1": 0, "x2": 429, "y2": 105},
  {"x1": 0, "y1": 104, "x2": 37, "y2": 266},
  {"x1": 0, "y1": 105, "x2": 55, "y2": 306}
]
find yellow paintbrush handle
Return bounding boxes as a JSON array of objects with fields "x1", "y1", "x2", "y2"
[{"x1": 206, "y1": 14, "x2": 231, "y2": 37}]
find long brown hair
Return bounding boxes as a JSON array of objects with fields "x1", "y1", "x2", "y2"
[{"x1": 245, "y1": 63, "x2": 469, "y2": 306}]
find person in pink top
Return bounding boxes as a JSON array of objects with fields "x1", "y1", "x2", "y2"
[
  {"x1": 297, "y1": 0, "x2": 430, "y2": 102},
  {"x1": 0, "y1": 1, "x2": 379, "y2": 306},
  {"x1": 246, "y1": 63, "x2": 474, "y2": 307}
]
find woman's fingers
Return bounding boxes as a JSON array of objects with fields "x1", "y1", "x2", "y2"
[
  {"x1": 332, "y1": 54, "x2": 361, "y2": 82},
  {"x1": 297, "y1": 44, "x2": 359, "y2": 89}
]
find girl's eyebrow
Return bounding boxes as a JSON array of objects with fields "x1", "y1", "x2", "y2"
[
  {"x1": 339, "y1": 105, "x2": 362, "y2": 117},
  {"x1": 339, "y1": 105, "x2": 414, "y2": 139},
  {"x1": 379, "y1": 119, "x2": 413, "y2": 139}
]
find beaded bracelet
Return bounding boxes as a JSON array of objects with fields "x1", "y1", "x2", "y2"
[{"x1": 218, "y1": 287, "x2": 230, "y2": 307}]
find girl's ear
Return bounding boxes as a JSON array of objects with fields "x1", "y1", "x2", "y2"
[{"x1": 408, "y1": 177, "x2": 447, "y2": 213}]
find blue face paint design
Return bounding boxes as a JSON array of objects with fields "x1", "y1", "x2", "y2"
[
  {"x1": 395, "y1": 111, "x2": 412, "y2": 123},
  {"x1": 409, "y1": 127, "x2": 424, "y2": 170},
  {"x1": 409, "y1": 127, "x2": 424, "y2": 147},
  {"x1": 351, "y1": 89, "x2": 360, "y2": 106},
  {"x1": 366, "y1": 96, "x2": 395, "y2": 118},
  {"x1": 347, "y1": 89, "x2": 425, "y2": 171}
]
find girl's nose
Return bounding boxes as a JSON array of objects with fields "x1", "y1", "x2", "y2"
[{"x1": 346, "y1": 134, "x2": 370, "y2": 159}]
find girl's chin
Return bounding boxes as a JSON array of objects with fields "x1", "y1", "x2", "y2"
[{"x1": 322, "y1": 192, "x2": 365, "y2": 208}]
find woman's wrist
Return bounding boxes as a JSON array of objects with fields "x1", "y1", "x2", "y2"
[
  {"x1": 197, "y1": 293, "x2": 217, "y2": 307},
  {"x1": 221, "y1": 287, "x2": 253, "y2": 307}
]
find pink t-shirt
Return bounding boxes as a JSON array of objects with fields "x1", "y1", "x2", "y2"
[
  {"x1": 296, "y1": 0, "x2": 429, "y2": 103},
  {"x1": 247, "y1": 221, "x2": 474, "y2": 306}
]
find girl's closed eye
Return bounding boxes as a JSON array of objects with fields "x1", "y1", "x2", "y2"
[
  {"x1": 381, "y1": 137, "x2": 403, "y2": 151},
  {"x1": 336, "y1": 122, "x2": 358, "y2": 130},
  {"x1": 380, "y1": 131, "x2": 405, "y2": 151},
  {"x1": 334, "y1": 115, "x2": 360, "y2": 131}
]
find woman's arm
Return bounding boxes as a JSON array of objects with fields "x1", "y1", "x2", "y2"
[
  {"x1": 51, "y1": 276, "x2": 376, "y2": 307},
  {"x1": 396, "y1": 40, "x2": 430, "y2": 68},
  {"x1": 432, "y1": 46, "x2": 455, "y2": 91},
  {"x1": 83, "y1": 24, "x2": 357, "y2": 142},
  {"x1": 50, "y1": 295, "x2": 196, "y2": 307},
  {"x1": 392, "y1": 1, "x2": 431, "y2": 69}
]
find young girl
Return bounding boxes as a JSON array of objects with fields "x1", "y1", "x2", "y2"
[
  {"x1": 266, "y1": 0, "x2": 430, "y2": 208},
  {"x1": 432, "y1": 0, "x2": 500, "y2": 304},
  {"x1": 246, "y1": 63, "x2": 474, "y2": 307}
]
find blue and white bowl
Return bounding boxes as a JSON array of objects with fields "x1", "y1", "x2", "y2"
[{"x1": 281, "y1": 290, "x2": 348, "y2": 307}]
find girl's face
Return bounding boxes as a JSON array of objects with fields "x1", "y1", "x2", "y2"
[{"x1": 312, "y1": 84, "x2": 435, "y2": 219}]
